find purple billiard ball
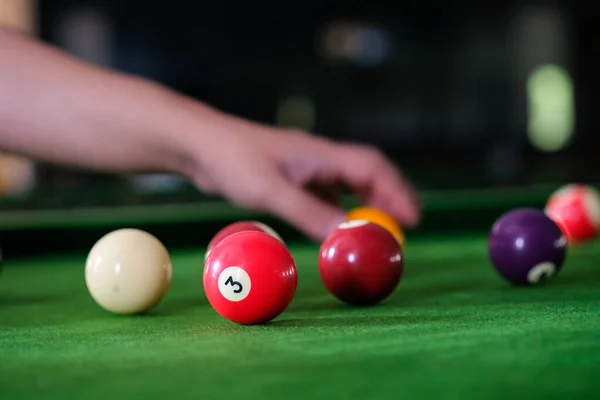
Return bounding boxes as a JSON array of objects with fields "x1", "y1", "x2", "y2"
[{"x1": 488, "y1": 208, "x2": 567, "y2": 286}]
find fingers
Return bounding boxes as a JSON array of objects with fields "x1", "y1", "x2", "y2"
[
  {"x1": 304, "y1": 179, "x2": 343, "y2": 208},
  {"x1": 263, "y1": 178, "x2": 346, "y2": 240},
  {"x1": 272, "y1": 132, "x2": 420, "y2": 230},
  {"x1": 275, "y1": 130, "x2": 420, "y2": 227},
  {"x1": 217, "y1": 127, "x2": 420, "y2": 239},
  {"x1": 331, "y1": 144, "x2": 421, "y2": 227}
]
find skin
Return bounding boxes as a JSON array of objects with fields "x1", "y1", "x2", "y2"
[{"x1": 0, "y1": 27, "x2": 420, "y2": 240}]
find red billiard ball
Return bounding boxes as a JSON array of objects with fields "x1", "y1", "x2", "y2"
[
  {"x1": 203, "y1": 230, "x2": 297, "y2": 325},
  {"x1": 205, "y1": 221, "x2": 282, "y2": 261},
  {"x1": 545, "y1": 184, "x2": 600, "y2": 244},
  {"x1": 318, "y1": 220, "x2": 404, "y2": 306}
]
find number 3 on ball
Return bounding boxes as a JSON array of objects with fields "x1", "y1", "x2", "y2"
[{"x1": 218, "y1": 267, "x2": 251, "y2": 301}]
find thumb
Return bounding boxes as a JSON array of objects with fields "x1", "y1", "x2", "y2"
[{"x1": 265, "y1": 181, "x2": 346, "y2": 241}]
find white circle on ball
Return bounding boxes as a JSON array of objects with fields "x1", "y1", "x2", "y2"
[
  {"x1": 338, "y1": 219, "x2": 369, "y2": 229},
  {"x1": 218, "y1": 267, "x2": 251, "y2": 302},
  {"x1": 527, "y1": 262, "x2": 556, "y2": 284}
]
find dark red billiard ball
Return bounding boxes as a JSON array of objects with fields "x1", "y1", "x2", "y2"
[
  {"x1": 205, "y1": 221, "x2": 283, "y2": 261},
  {"x1": 545, "y1": 184, "x2": 600, "y2": 244},
  {"x1": 318, "y1": 220, "x2": 404, "y2": 306},
  {"x1": 488, "y1": 208, "x2": 567, "y2": 286},
  {"x1": 203, "y1": 230, "x2": 297, "y2": 325}
]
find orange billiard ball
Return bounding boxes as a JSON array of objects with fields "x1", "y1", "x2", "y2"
[{"x1": 346, "y1": 206, "x2": 405, "y2": 248}]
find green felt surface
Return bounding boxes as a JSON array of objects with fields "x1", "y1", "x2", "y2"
[{"x1": 1, "y1": 236, "x2": 600, "y2": 400}]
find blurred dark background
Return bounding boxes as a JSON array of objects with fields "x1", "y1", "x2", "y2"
[{"x1": 1, "y1": 0, "x2": 599, "y2": 203}]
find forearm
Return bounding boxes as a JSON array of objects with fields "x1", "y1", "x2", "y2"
[{"x1": 0, "y1": 27, "x2": 214, "y2": 175}]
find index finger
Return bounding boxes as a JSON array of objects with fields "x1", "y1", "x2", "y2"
[{"x1": 332, "y1": 144, "x2": 421, "y2": 227}]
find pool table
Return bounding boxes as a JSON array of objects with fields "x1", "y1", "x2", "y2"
[{"x1": 1, "y1": 185, "x2": 599, "y2": 399}]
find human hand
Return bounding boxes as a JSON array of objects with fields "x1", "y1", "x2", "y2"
[
  {"x1": 187, "y1": 114, "x2": 420, "y2": 241},
  {"x1": 0, "y1": 28, "x2": 418, "y2": 229}
]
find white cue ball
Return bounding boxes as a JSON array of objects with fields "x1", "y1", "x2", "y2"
[{"x1": 85, "y1": 228, "x2": 172, "y2": 315}]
